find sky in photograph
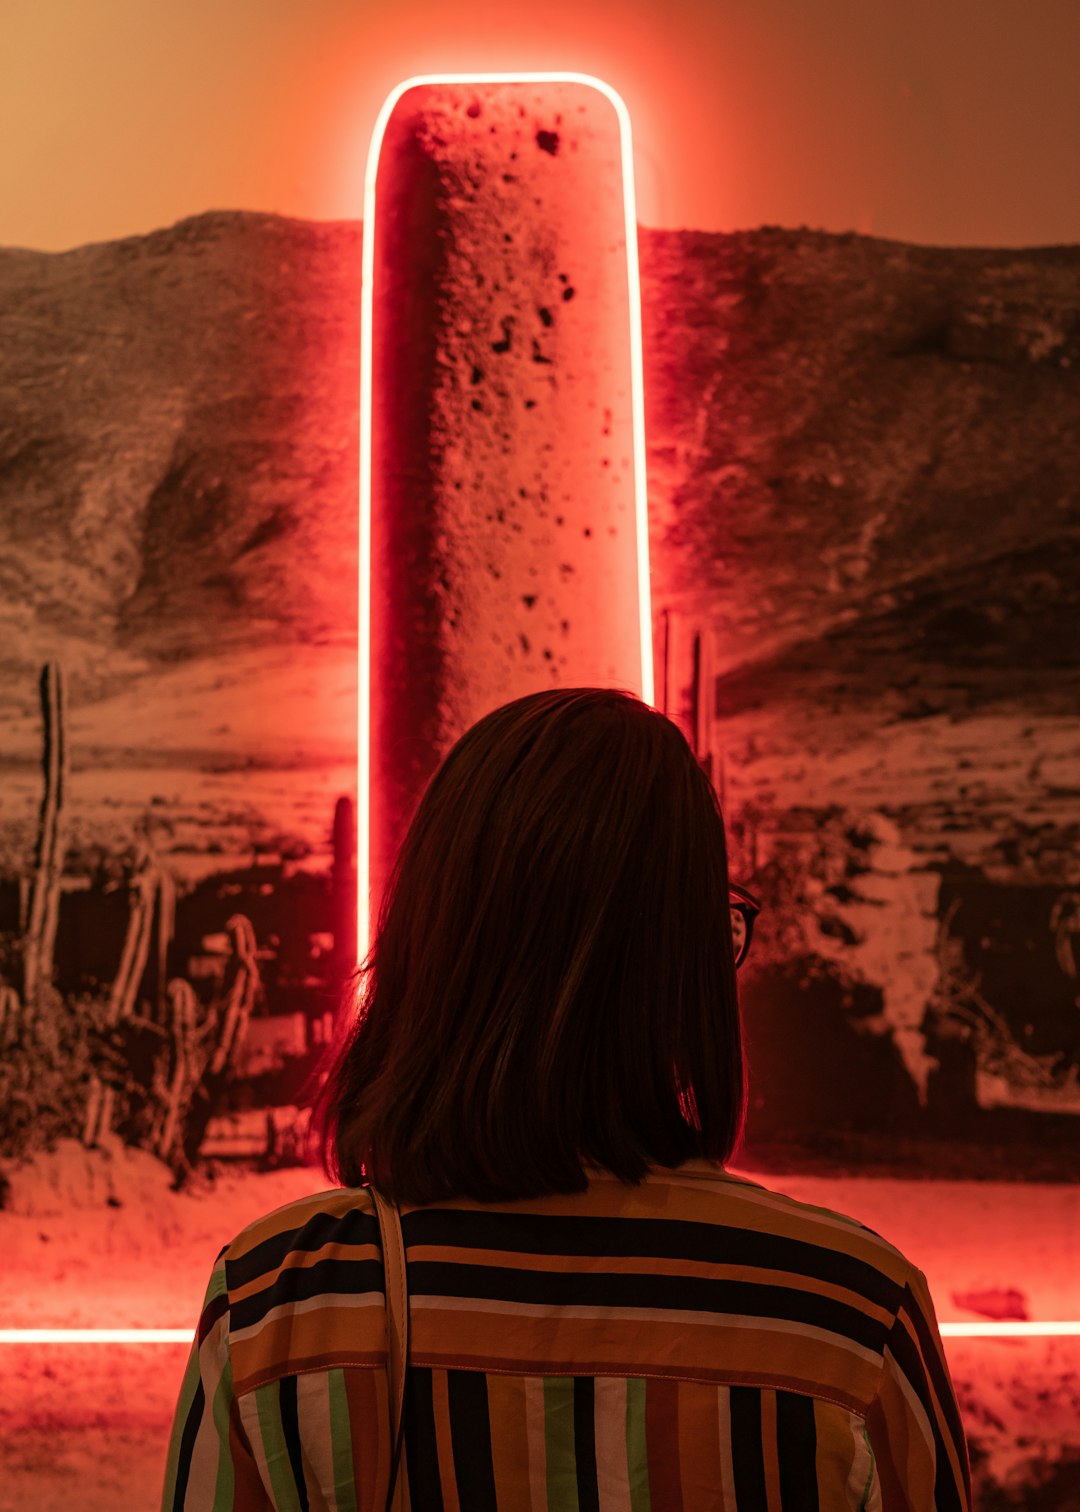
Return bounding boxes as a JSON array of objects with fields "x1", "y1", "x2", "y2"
[{"x1": 2, "y1": 0, "x2": 1078, "y2": 251}]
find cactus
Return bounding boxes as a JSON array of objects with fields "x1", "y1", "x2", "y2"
[
  {"x1": 693, "y1": 629, "x2": 715, "y2": 787},
  {"x1": 83, "y1": 1076, "x2": 109, "y2": 1149},
  {"x1": 207, "y1": 914, "x2": 258, "y2": 1076},
  {"x1": 155, "y1": 979, "x2": 199, "y2": 1162},
  {"x1": 22, "y1": 662, "x2": 67, "y2": 1010},
  {"x1": 0, "y1": 985, "x2": 20, "y2": 1050},
  {"x1": 88, "y1": 894, "x2": 260, "y2": 1167},
  {"x1": 151, "y1": 867, "x2": 176, "y2": 1024},
  {"x1": 83, "y1": 855, "x2": 175, "y2": 1147},
  {"x1": 5, "y1": 663, "x2": 263, "y2": 1172},
  {"x1": 332, "y1": 794, "x2": 357, "y2": 987},
  {"x1": 162, "y1": 913, "x2": 260, "y2": 1175},
  {"x1": 106, "y1": 852, "x2": 160, "y2": 1027}
]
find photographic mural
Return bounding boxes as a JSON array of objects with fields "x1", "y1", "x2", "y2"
[
  {"x1": 2, "y1": 210, "x2": 1080, "y2": 1508},
  {"x1": 2, "y1": 214, "x2": 1077, "y2": 1185}
]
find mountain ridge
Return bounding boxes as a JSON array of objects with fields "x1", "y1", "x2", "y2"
[{"x1": 1, "y1": 210, "x2": 1077, "y2": 726}]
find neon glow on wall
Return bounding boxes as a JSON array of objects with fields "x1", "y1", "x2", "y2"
[
  {"x1": 6, "y1": 81, "x2": 1076, "y2": 1367},
  {"x1": 359, "y1": 73, "x2": 653, "y2": 963},
  {"x1": 5, "y1": 1323, "x2": 1078, "y2": 1343}
]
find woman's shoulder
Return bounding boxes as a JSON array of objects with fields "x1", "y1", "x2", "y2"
[
  {"x1": 213, "y1": 1164, "x2": 918, "y2": 1305},
  {"x1": 709, "y1": 1164, "x2": 909, "y2": 1247},
  {"x1": 404, "y1": 1159, "x2": 917, "y2": 1295},
  {"x1": 219, "y1": 1180, "x2": 377, "y2": 1270},
  {"x1": 212, "y1": 1182, "x2": 386, "y2": 1397},
  {"x1": 627, "y1": 1160, "x2": 918, "y2": 1291}
]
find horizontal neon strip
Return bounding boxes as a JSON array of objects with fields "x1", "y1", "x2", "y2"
[
  {"x1": 2, "y1": 1323, "x2": 1079, "y2": 1344},
  {"x1": 939, "y1": 1321, "x2": 1080, "y2": 1338},
  {"x1": 0, "y1": 1329, "x2": 193, "y2": 1344}
]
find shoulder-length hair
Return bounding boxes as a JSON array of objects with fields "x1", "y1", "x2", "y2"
[{"x1": 313, "y1": 687, "x2": 745, "y2": 1204}]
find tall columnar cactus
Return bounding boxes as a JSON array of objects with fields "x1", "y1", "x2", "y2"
[
  {"x1": 82, "y1": 1075, "x2": 109, "y2": 1150},
  {"x1": 22, "y1": 662, "x2": 67, "y2": 1011},
  {"x1": 157, "y1": 913, "x2": 260, "y2": 1175},
  {"x1": 151, "y1": 867, "x2": 176, "y2": 1024},
  {"x1": 207, "y1": 914, "x2": 258, "y2": 1076},
  {"x1": 155, "y1": 978, "x2": 199, "y2": 1162},
  {"x1": 0, "y1": 985, "x2": 20, "y2": 1050},
  {"x1": 692, "y1": 628, "x2": 715, "y2": 789},
  {"x1": 107, "y1": 852, "x2": 161, "y2": 1027},
  {"x1": 332, "y1": 794, "x2": 357, "y2": 988},
  {"x1": 84, "y1": 855, "x2": 174, "y2": 1147}
]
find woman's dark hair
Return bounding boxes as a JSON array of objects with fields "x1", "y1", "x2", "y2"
[{"x1": 313, "y1": 687, "x2": 745, "y2": 1204}]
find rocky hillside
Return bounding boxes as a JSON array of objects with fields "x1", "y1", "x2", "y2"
[
  {"x1": 1, "y1": 212, "x2": 1079, "y2": 1158},
  {"x1": 640, "y1": 227, "x2": 1080, "y2": 717},
  {"x1": 0, "y1": 212, "x2": 361, "y2": 703},
  {"x1": 2, "y1": 214, "x2": 1077, "y2": 715}
]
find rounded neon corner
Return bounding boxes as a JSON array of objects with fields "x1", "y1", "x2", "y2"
[{"x1": 359, "y1": 71, "x2": 653, "y2": 963}]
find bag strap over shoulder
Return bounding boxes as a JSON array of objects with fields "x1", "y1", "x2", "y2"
[{"x1": 371, "y1": 1186, "x2": 408, "y2": 1511}]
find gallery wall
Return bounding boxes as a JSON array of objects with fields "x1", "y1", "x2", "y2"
[
  {"x1": 2, "y1": 212, "x2": 1077, "y2": 1178},
  {"x1": 1, "y1": 209, "x2": 1079, "y2": 1506}
]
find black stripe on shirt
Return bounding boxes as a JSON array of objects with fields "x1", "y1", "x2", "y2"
[
  {"x1": 447, "y1": 1369, "x2": 499, "y2": 1512},
  {"x1": 777, "y1": 1389, "x2": 820, "y2": 1512},
  {"x1": 278, "y1": 1375, "x2": 310, "y2": 1512},
  {"x1": 226, "y1": 1208, "x2": 380, "y2": 1290},
  {"x1": 196, "y1": 1289, "x2": 229, "y2": 1344},
  {"x1": 888, "y1": 1296, "x2": 966, "y2": 1512},
  {"x1": 573, "y1": 1376, "x2": 601, "y2": 1512},
  {"x1": 901, "y1": 1281, "x2": 969, "y2": 1487},
  {"x1": 229, "y1": 1256, "x2": 384, "y2": 1333},
  {"x1": 404, "y1": 1261, "x2": 887, "y2": 1353},
  {"x1": 402, "y1": 1209, "x2": 900, "y2": 1312},
  {"x1": 171, "y1": 1375, "x2": 204, "y2": 1512},
  {"x1": 729, "y1": 1385, "x2": 768, "y2": 1507},
  {"x1": 404, "y1": 1368, "x2": 444, "y2": 1512}
]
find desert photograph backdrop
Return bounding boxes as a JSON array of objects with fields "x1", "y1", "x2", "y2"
[
  {"x1": 3, "y1": 213, "x2": 1080, "y2": 1177},
  {"x1": 2, "y1": 1, "x2": 1080, "y2": 1508}
]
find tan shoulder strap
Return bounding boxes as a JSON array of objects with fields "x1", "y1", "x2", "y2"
[{"x1": 371, "y1": 1186, "x2": 408, "y2": 1510}]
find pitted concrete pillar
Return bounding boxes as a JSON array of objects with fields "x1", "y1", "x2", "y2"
[{"x1": 367, "y1": 76, "x2": 649, "y2": 921}]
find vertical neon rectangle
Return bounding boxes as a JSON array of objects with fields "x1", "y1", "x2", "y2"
[{"x1": 359, "y1": 74, "x2": 653, "y2": 961}]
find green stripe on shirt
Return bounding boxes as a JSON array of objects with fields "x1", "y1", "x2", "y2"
[
  {"x1": 327, "y1": 1367, "x2": 360, "y2": 1512},
  {"x1": 625, "y1": 1378, "x2": 652, "y2": 1512},
  {"x1": 254, "y1": 1379, "x2": 303, "y2": 1512},
  {"x1": 544, "y1": 1376, "x2": 580, "y2": 1512}
]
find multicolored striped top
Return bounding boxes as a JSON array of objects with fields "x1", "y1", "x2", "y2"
[{"x1": 162, "y1": 1160, "x2": 971, "y2": 1511}]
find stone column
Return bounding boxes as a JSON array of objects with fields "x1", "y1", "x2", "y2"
[{"x1": 367, "y1": 77, "x2": 649, "y2": 920}]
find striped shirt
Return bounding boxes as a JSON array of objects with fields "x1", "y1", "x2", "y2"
[{"x1": 162, "y1": 1160, "x2": 971, "y2": 1510}]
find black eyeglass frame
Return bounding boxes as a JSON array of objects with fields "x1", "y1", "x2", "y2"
[{"x1": 729, "y1": 883, "x2": 762, "y2": 968}]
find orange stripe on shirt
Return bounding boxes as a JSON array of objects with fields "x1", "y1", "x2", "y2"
[
  {"x1": 487, "y1": 1371, "x2": 532, "y2": 1512},
  {"x1": 644, "y1": 1376, "x2": 683, "y2": 1512}
]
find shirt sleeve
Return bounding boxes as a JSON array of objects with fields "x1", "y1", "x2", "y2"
[
  {"x1": 161, "y1": 1248, "x2": 271, "y2": 1512},
  {"x1": 865, "y1": 1263, "x2": 972, "y2": 1512}
]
